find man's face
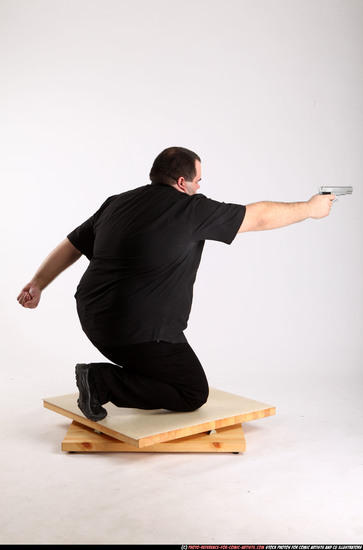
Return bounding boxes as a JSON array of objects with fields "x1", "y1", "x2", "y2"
[{"x1": 183, "y1": 160, "x2": 202, "y2": 196}]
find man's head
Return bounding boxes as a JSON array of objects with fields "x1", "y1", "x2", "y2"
[{"x1": 149, "y1": 146, "x2": 201, "y2": 195}]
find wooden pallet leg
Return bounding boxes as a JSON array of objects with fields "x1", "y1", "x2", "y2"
[{"x1": 62, "y1": 421, "x2": 246, "y2": 453}]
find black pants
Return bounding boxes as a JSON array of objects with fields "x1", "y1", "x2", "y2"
[{"x1": 89, "y1": 340, "x2": 209, "y2": 412}]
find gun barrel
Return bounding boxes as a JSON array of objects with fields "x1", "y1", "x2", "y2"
[{"x1": 319, "y1": 186, "x2": 353, "y2": 195}]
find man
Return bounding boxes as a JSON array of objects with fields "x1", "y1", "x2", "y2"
[{"x1": 17, "y1": 146, "x2": 334, "y2": 421}]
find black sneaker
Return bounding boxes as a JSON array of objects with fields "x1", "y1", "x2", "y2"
[{"x1": 75, "y1": 364, "x2": 108, "y2": 422}]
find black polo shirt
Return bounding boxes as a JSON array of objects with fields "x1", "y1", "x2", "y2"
[{"x1": 67, "y1": 183, "x2": 245, "y2": 346}]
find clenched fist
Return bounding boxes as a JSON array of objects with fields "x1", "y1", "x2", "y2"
[
  {"x1": 17, "y1": 283, "x2": 42, "y2": 309},
  {"x1": 308, "y1": 194, "x2": 336, "y2": 219}
]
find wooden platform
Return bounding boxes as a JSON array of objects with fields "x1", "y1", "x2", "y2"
[
  {"x1": 62, "y1": 421, "x2": 247, "y2": 453},
  {"x1": 43, "y1": 388, "x2": 275, "y2": 453}
]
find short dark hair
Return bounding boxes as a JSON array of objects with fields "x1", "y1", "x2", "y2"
[{"x1": 149, "y1": 146, "x2": 201, "y2": 186}]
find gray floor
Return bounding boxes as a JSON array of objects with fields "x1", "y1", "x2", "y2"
[{"x1": 1, "y1": 370, "x2": 362, "y2": 545}]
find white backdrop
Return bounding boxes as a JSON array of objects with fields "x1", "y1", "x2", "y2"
[{"x1": 1, "y1": 0, "x2": 362, "y2": 405}]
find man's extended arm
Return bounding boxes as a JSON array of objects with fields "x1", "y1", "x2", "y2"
[
  {"x1": 239, "y1": 194, "x2": 335, "y2": 233},
  {"x1": 17, "y1": 238, "x2": 82, "y2": 309}
]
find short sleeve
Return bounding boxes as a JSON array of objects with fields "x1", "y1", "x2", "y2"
[
  {"x1": 191, "y1": 194, "x2": 246, "y2": 244},
  {"x1": 67, "y1": 216, "x2": 95, "y2": 260},
  {"x1": 67, "y1": 195, "x2": 117, "y2": 260}
]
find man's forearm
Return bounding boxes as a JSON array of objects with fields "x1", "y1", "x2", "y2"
[
  {"x1": 239, "y1": 194, "x2": 334, "y2": 233},
  {"x1": 250, "y1": 201, "x2": 311, "y2": 231},
  {"x1": 30, "y1": 238, "x2": 82, "y2": 290}
]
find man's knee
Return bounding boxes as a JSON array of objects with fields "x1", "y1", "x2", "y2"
[{"x1": 181, "y1": 385, "x2": 209, "y2": 412}]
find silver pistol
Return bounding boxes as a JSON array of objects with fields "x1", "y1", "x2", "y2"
[{"x1": 318, "y1": 186, "x2": 353, "y2": 196}]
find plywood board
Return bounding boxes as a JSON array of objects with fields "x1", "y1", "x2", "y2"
[
  {"x1": 62, "y1": 421, "x2": 246, "y2": 453},
  {"x1": 44, "y1": 387, "x2": 275, "y2": 448}
]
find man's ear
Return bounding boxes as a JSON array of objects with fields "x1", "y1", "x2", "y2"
[{"x1": 176, "y1": 176, "x2": 187, "y2": 193}]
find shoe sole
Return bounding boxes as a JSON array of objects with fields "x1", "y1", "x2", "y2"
[{"x1": 75, "y1": 364, "x2": 107, "y2": 422}]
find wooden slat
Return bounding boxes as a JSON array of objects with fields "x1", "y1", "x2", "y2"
[{"x1": 62, "y1": 421, "x2": 246, "y2": 453}]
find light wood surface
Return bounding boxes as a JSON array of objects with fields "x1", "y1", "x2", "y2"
[
  {"x1": 62, "y1": 421, "x2": 246, "y2": 453},
  {"x1": 43, "y1": 387, "x2": 275, "y2": 448}
]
